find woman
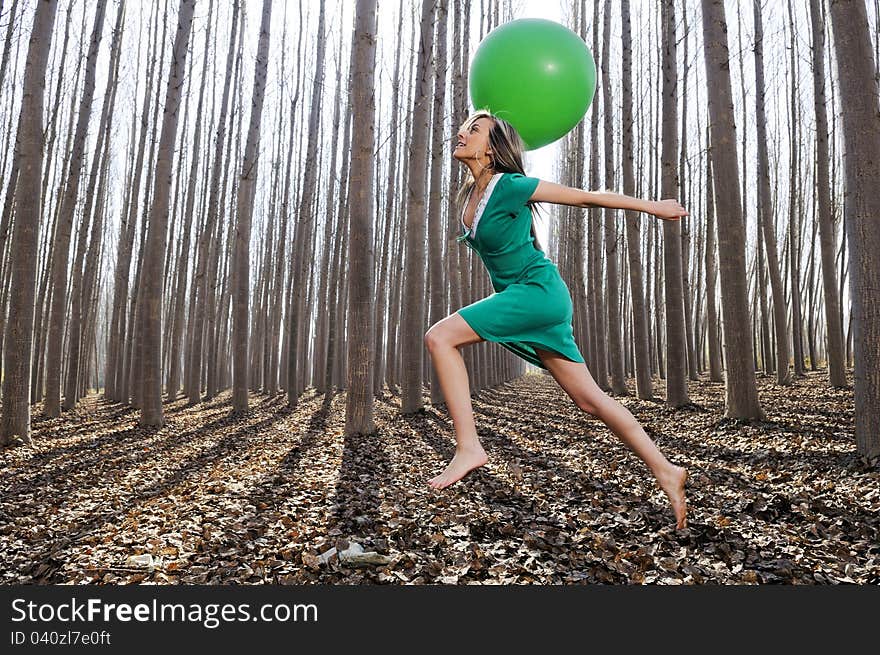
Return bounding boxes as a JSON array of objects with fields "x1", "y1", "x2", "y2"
[{"x1": 424, "y1": 110, "x2": 690, "y2": 529}]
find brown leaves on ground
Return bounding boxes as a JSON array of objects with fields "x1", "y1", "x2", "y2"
[{"x1": 0, "y1": 370, "x2": 877, "y2": 585}]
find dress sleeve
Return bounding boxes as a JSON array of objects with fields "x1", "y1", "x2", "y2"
[{"x1": 501, "y1": 172, "x2": 540, "y2": 215}]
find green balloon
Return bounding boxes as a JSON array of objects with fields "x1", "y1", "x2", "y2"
[{"x1": 469, "y1": 19, "x2": 597, "y2": 150}]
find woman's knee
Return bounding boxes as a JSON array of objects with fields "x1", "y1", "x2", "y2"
[
  {"x1": 424, "y1": 326, "x2": 447, "y2": 352},
  {"x1": 575, "y1": 393, "x2": 604, "y2": 416}
]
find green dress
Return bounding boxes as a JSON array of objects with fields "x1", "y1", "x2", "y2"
[{"x1": 456, "y1": 171, "x2": 586, "y2": 371}]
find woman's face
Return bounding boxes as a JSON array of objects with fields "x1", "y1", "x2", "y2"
[{"x1": 453, "y1": 117, "x2": 493, "y2": 163}]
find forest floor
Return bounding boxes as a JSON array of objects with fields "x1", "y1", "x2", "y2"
[{"x1": 1, "y1": 368, "x2": 877, "y2": 585}]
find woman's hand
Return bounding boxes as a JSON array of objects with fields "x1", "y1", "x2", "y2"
[{"x1": 649, "y1": 198, "x2": 689, "y2": 221}]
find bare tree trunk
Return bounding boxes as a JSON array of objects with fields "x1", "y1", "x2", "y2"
[
  {"x1": 785, "y1": 0, "x2": 806, "y2": 378},
  {"x1": 63, "y1": 1, "x2": 124, "y2": 410},
  {"x1": 311, "y1": 17, "x2": 337, "y2": 394},
  {"x1": 806, "y1": 203, "x2": 819, "y2": 371},
  {"x1": 700, "y1": 0, "x2": 764, "y2": 419},
  {"x1": 167, "y1": 0, "x2": 214, "y2": 400},
  {"x1": 231, "y1": 0, "x2": 272, "y2": 413},
  {"x1": 828, "y1": 0, "x2": 880, "y2": 464},
  {"x1": 600, "y1": 0, "x2": 625, "y2": 395},
  {"x1": 43, "y1": 0, "x2": 108, "y2": 417},
  {"x1": 345, "y1": 0, "x2": 378, "y2": 434},
  {"x1": 808, "y1": 0, "x2": 846, "y2": 387},
  {"x1": 373, "y1": 0, "x2": 407, "y2": 395},
  {"x1": 620, "y1": 0, "x2": 652, "y2": 399},
  {"x1": 29, "y1": 2, "x2": 74, "y2": 406},
  {"x1": 105, "y1": 2, "x2": 156, "y2": 403},
  {"x1": 660, "y1": 0, "x2": 689, "y2": 406},
  {"x1": 566, "y1": 0, "x2": 589, "y2": 387},
  {"x1": 401, "y1": 0, "x2": 436, "y2": 413},
  {"x1": 324, "y1": 57, "x2": 355, "y2": 398},
  {"x1": 753, "y1": 0, "x2": 792, "y2": 386},
  {"x1": 757, "y1": 201, "x2": 772, "y2": 372},
  {"x1": 131, "y1": 0, "x2": 174, "y2": 411},
  {"x1": 588, "y1": 0, "x2": 607, "y2": 390},
  {"x1": 428, "y1": 0, "x2": 448, "y2": 405},
  {"x1": 0, "y1": 0, "x2": 21, "y2": 94},
  {"x1": 0, "y1": 0, "x2": 58, "y2": 445},
  {"x1": 705, "y1": 123, "x2": 723, "y2": 382},
  {"x1": 678, "y1": 2, "x2": 697, "y2": 383},
  {"x1": 268, "y1": 14, "x2": 303, "y2": 397},
  {"x1": 139, "y1": 0, "x2": 196, "y2": 426},
  {"x1": 187, "y1": 0, "x2": 240, "y2": 404},
  {"x1": 287, "y1": 0, "x2": 327, "y2": 407}
]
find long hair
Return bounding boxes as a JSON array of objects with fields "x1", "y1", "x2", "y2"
[{"x1": 455, "y1": 109, "x2": 545, "y2": 252}]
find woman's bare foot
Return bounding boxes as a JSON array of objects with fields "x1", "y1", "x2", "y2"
[
  {"x1": 428, "y1": 445, "x2": 488, "y2": 490},
  {"x1": 657, "y1": 465, "x2": 688, "y2": 528}
]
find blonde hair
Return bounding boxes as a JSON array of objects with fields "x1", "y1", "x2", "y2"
[{"x1": 455, "y1": 109, "x2": 545, "y2": 252}]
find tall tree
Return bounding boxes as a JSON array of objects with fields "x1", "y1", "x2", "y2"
[
  {"x1": 373, "y1": 0, "x2": 407, "y2": 395},
  {"x1": 0, "y1": 0, "x2": 58, "y2": 445},
  {"x1": 588, "y1": 0, "x2": 608, "y2": 389},
  {"x1": 105, "y1": 0, "x2": 158, "y2": 403},
  {"x1": 167, "y1": 0, "x2": 215, "y2": 400},
  {"x1": 63, "y1": 0, "x2": 125, "y2": 409},
  {"x1": 346, "y1": 0, "x2": 379, "y2": 434},
  {"x1": 428, "y1": 0, "x2": 448, "y2": 406},
  {"x1": 753, "y1": 0, "x2": 792, "y2": 386},
  {"x1": 569, "y1": 0, "x2": 589, "y2": 389},
  {"x1": 700, "y1": 0, "x2": 764, "y2": 419},
  {"x1": 828, "y1": 0, "x2": 880, "y2": 464},
  {"x1": 660, "y1": 0, "x2": 689, "y2": 407},
  {"x1": 187, "y1": 0, "x2": 240, "y2": 404},
  {"x1": 231, "y1": 0, "x2": 272, "y2": 413},
  {"x1": 621, "y1": 0, "x2": 652, "y2": 399},
  {"x1": 286, "y1": 0, "x2": 327, "y2": 407},
  {"x1": 704, "y1": 123, "x2": 723, "y2": 382},
  {"x1": 602, "y1": 0, "x2": 626, "y2": 395},
  {"x1": 786, "y1": 0, "x2": 806, "y2": 377},
  {"x1": 808, "y1": 0, "x2": 846, "y2": 387},
  {"x1": 401, "y1": 0, "x2": 436, "y2": 413},
  {"x1": 43, "y1": 0, "x2": 108, "y2": 417},
  {"x1": 679, "y1": 1, "x2": 697, "y2": 382},
  {"x1": 138, "y1": 0, "x2": 197, "y2": 426}
]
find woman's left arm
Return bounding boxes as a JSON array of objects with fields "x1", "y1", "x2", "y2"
[{"x1": 529, "y1": 179, "x2": 689, "y2": 221}]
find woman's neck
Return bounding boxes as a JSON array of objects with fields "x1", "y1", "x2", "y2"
[{"x1": 471, "y1": 168, "x2": 495, "y2": 193}]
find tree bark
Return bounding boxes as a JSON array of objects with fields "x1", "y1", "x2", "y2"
[
  {"x1": 808, "y1": 0, "x2": 847, "y2": 387},
  {"x1": 428, "y1": 0, "x2": 448, "y2": 406},
  {"x1": 0, "y1": 0, "x2": 58, "y2": 444},
  {"x1": 287, "y1": 0, "x2": 327, "y2": 407},
  {"x1": 345, "y1": 0, "x2": 378, "y2": 434},
  {"x1": 231, "y1": 0, "x2": 272, "y2": 413},
  {"x1": 43, "y1": 0, "x2": 107, "y2": 417},
  {"x1": 401, "y1": 0, "x2": 436, "y2": 413},
  {"x1": 828, "y1": 0, "x2": 880, "y2": 464},
  {"x1": 187, "y1": 0, "x2": 240, "y2": 404},
  {"x1": 620, "y1": 0, "x2": 653, "y2": 399},
  {"x1": 700, "y1": 0, "x2": 764, "y2": 419},
  {"x1": 753, "y1": 0, "x2": 792, "y2": 386},
  {"x1": 660, "y1": 0, "x2": 689, "y2": 407},
  {"x1": 588, "y1": 0, "x2": 607, "y2": 390},
  {"x1": 601, "y1": 0, "x2": 626, "y2": 395},
  {"x1": 63, "y1": 1, "x2": 124, "y2": 410},
  {"x1": 705, "y1": 123, "x2": 723, "y2": 382},
  {"x1": 138, "y1": 0, "x2": 196, "y2": 426}
]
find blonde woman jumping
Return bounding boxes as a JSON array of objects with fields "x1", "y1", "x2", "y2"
[{"x1": 424, "y1": 110, "x2": 689, "y2": 529}]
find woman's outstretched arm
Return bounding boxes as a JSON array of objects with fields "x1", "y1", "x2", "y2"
[{"x1": 528, "y1": 179, "x2": 689, "y2": 221}]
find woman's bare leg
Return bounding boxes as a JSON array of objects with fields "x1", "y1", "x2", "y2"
[
  {"x1": 534, "y1": 347, "x2": 688, "y2": 528},
  {"x1": 424, "y1": 313, "x2": 488, "y2": 489}
]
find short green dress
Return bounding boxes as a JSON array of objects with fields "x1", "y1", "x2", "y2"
[{"x1": 456, "y1": 171, "x2": 586, "y2": 371}]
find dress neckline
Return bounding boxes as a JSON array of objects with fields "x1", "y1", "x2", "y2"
[{"x1": 460, "y1": 172, "x2": 502, "y2": 240}]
